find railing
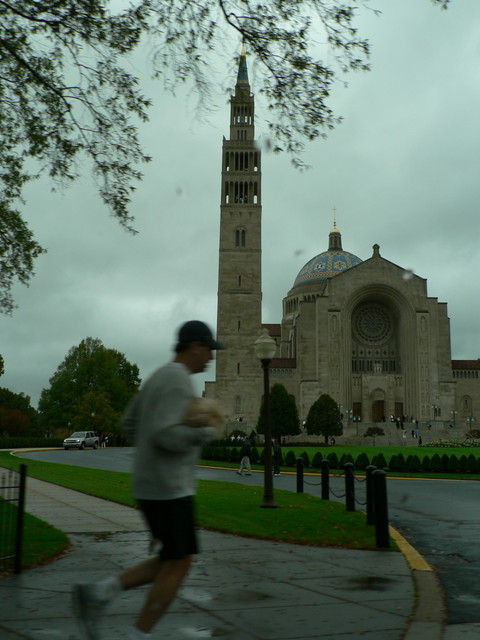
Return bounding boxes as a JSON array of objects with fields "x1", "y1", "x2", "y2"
[
  {"x1": 296, "y1": 458, "x2": 390, "y2": 548},
  {"x1": 0, "y1": 464, "x2": 27, "y2": 574}
]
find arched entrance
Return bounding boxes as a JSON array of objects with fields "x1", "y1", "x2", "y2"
[
  {"x1": 372, "y1": 400, "x2": 385, "y2": 422},
  {"x1": 371, "y1": 388, "x2": 386, "y2": 422}
]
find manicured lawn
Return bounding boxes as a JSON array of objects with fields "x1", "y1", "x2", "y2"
[
  {"x1": 0, "y1": 499, "x2": 69, "y2": 573},
  {"x1": 0, "y1": 451, "x2": 383, "y2": 564},
  {"x1": 205, "y1": 444, "x2": 480, "y2": 479}
]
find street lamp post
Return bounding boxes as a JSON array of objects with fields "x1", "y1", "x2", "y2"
[
  {"x1": 254, "y1": 329, "x2": 278, "y2": 509},
  {"x1": 431, "y1": 404, "x2": 438, "y2": 423},
  {"x1": 353, "y1": 415, "x2": 360, "y2": 436},
  {"x1": 468, "y1": 416, "x2": 475, "y2": 434},
  {"x1": 450, "y1": 409, "x2": 457, "y2": 428}
]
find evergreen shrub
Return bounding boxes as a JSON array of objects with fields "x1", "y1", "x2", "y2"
[
  {"x1": 218, "y1": 447, "x2": 228, "y2": 461},
  {"x1": 371, "y1": 453, "x2": 387, "y2": 469},
  {"x1": 355, "y1": 452, "x2": 370, "y2": 470},
  {"x1": 447, "y1": 455, "x2": 459, "y2": 472},
  {"x1": 0, "y1": 437, "x2": 64, "y2": 449},
  {"x1": 421, "y1": 456, "x2": 431, "y2": 472},
  {"x1": 465, "y1": 454, "x2": 477, "y2": 473},
  {"x1": 430, "y1": 454, "x2": 442, "y2": 472},
  {"x1": 201, "y1": 445, "x2": 212, "y2": 459},
  {"x1": 312, "y1": 452, "x2": 323, "y2": 469},
  {"x1": 396, "y1": 453, "x2": 406, "y2": 471},
  {"x1": 229, "y1": 447, "x2": 240, "y2": 462},
  {"x1": 284, "y1": 450, "x2": 297, "y2": 467},
  {"x1": 339, "y1": 453, "x2": 354, "y2": 468},
  {"x1": 327, "y1": 452, "x2": 339, "y2": 469},
  {"x1": 250, "y1": 447, "x2": 259, "y2": 464},
  {"x1": 301, "y1": 451, "x2": 311, "y2": 468},
  {"x1": 406, "y1": 455, "x2": 421, "y2": 472}
]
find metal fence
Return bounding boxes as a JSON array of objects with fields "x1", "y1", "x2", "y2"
[
  {"x1": 0, "y1": 464, "x2": 27, "y2": 574},
  {"x1": 296, "y1": 458, "x2": 390, "y2": 548}
]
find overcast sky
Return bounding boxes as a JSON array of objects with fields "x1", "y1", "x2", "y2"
[{"x1": 1, "y1": 0, "x2": 479, "y2": 408}]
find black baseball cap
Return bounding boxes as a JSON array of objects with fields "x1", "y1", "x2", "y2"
[{"x1": 178, "y1": 320, "x2": 224, "y2": 350}]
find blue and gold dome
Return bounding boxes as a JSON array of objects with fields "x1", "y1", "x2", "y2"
[{"x1": 293, "y1": 226, "x2": 362, "y2": 287}]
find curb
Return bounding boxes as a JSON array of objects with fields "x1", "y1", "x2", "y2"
[{"x1": 390, "y1": 527, "x2": 446, "y2": 640}]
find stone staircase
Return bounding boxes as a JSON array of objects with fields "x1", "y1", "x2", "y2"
[{"x1": 336, "y1": 421, "x2": 469, "y2": 446}]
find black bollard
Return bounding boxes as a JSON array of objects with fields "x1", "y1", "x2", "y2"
[
  {"x1": 344, "y1": 462, "x2": 355, "y2": 511},
  {"x1": 372, "y1": 469, "x2": 390, "y2": 548},
  {"x1": 365, "y1": 465, "x2": 377, "y2": 525},
  {"x1": 296, "y1": 457, "x2": 304, "y2": 493},
  {"x1": 321, "y1": 459, "x2": 330, "y2": 500}
]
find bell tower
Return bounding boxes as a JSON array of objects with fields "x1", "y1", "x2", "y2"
[{"x1": 206, "y1": 47, "x2": 263, "y2": 425}]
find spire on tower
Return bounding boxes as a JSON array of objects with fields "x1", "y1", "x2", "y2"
[
  {"x1": 236, "y1": 43, "x2": 250, "y2": 88},
  {"x1": 328, "y1": 207, "x2": 342, "y2": 251},
  {"x1": 332, "y1": 205, "x2": 338, "y2": 231}
]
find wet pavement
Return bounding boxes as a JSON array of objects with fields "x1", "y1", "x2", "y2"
[{"x1": 0, "y1": 463, "x2": 470, "y2": 639}]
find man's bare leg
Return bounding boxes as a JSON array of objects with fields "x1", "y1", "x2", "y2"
[
  {"x1": 118, "y1": 556, "x2": 164, "y2": 589},
  {"x1": 119, "y1": 555, "x2": 194, "y2": 633}
]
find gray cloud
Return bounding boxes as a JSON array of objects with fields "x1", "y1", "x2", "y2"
[{"x1": 1, "y1": 0, "x2": 479, "y2": 407}]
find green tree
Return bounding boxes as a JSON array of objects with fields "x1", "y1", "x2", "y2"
[
  {"x1": 0, "y1": 355, "x2": 4, "y2": 377},
  {"x1": 363, "y1": 426, "x2": 385, "y2": 445},
  {"x1": 0, "y1": 387, "x2": 39, "y2": 435},
  {"x1": 256, "y1": 383, "x2": 300, "y2": 437},
  {"x1": 304, "y1": 393, "x2": 343, "y2": 444},
  {"x1": 72, "y1": 390, "x2": 121, "y2": 434},
  {"x1": 38, "y1": 337, "x2": 140, "y2": 431},
  {"x1": 0, "y1": 0, "x2": 450, "y2": 313}
]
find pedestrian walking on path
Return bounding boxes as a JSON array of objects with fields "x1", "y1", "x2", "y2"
[
  {"x1": 273, "y1": 438, "x2": 282, "y2": 476},
  {"x1": 236, "y1": 435, "x2": 252, "y2": 476},
  {"x1": 72, "y1": 320, "x2": 224, "y2": 640}
]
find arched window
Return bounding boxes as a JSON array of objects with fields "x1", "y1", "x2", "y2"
[
  {"x1": 235, "y1": 227, "x2": 246, "y2": 247},
  {"x1": 235, "y1": 396, "x2": 241, "y2": 412}
]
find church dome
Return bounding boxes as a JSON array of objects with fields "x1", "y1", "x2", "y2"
[{"x1": 293, "y1": 225, "x2": 362, "y2": 287}]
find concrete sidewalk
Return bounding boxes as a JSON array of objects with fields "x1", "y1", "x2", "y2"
[{"x1": 0, "y1": 472, "x2": 446, "y2": 640}]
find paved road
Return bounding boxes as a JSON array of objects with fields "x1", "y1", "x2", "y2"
[{"x1": 15, "y1": 448, "x2": 480, "y2": 625}]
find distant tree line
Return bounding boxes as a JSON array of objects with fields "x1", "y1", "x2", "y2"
[
  {"x1": 1, "y1": 339, "x2": 346, "y2": 443},
  {"x1": 0, "y1": 337, "x2": 140, "y2": 439}
]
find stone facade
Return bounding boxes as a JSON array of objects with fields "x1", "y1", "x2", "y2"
[{"x1": 205, "y1": 54, "x2": 480, "y2": 436}]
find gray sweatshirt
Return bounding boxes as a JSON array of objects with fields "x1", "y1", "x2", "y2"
[{"x1": 121, "y1": 362, "x2": 215, "y2": 500}]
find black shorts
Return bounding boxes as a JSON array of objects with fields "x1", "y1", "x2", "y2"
[{"x1": 138, "y1": 496, "x2": 198, "y2": 561}]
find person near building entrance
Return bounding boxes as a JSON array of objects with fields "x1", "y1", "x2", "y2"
[
  {"x1": 72, "y1": 320, "x2": 224, "y2": 640},
  {"x1": 237, "y1": 435, "x2": 252, "y2": 476}
]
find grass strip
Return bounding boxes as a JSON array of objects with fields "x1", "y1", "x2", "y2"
[
  {"x1": 0, "y1": 452, "x2": 385, "y2": 557},
  {"x1": 1, "y1": 499, "x2": 69, "y2": 573}
]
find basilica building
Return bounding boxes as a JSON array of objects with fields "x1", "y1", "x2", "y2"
[{"x1": 205, "y1": 51, "x2": 479, "y2": 435}]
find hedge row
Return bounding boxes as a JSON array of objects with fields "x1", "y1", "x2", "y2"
[
  {"x1": 0, "y1": 437, "x2": 64, "y2": 449},
  {"x1": 201, "y1": 445, "x2": 480, "y2": 474}
]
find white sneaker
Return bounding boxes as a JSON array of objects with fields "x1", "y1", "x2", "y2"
[{"x1": 72, "y1": 583, "x2": 109, "y2": 640}]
